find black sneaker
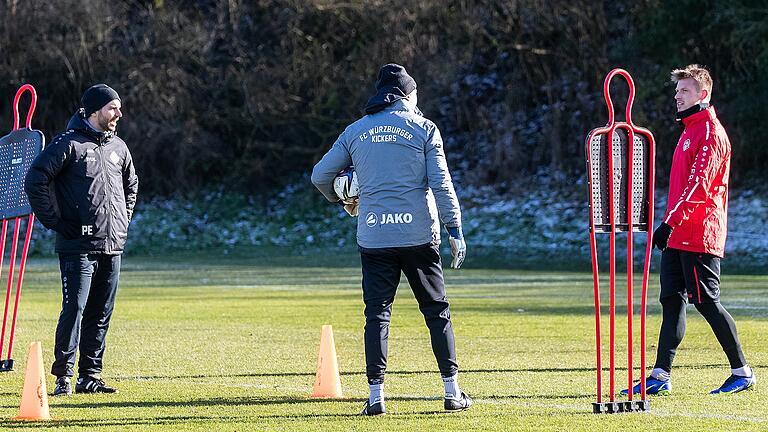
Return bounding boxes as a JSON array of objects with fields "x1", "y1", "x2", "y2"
[
  {"x1": 360, "y1": 399, "x2": 386, "y2": 416},
  {"x1": 75, "y1": 376, "x2": 118, "y2": 394},
  {"x1": 444, "y1": 391, "x2": 473, "y2": 411},
  {"x1": 52, "y1": 376, "x2": 72, "y2": 396}
]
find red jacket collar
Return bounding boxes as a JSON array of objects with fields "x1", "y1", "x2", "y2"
[{"x1": 682, "y1": 106, "x2": 717, "y2": 127}]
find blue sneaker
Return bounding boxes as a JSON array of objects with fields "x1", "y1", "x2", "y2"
[
  {"x1": 620, "y1": 376, "x2": 671, "y2": 396},
  {"x1": 710, "y1": 374, "x2": 756, "y2": 394}
]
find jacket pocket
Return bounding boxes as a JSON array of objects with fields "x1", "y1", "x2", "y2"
[
  {"x1": 111, "y1": 203, "x2": 130, "y2": 250},
  {"x1": 56, "y1": 185, "x2": 81, "y2": 224},
  {"x1": 703, "y1": 210, "x2": 724, "y2": 250}
]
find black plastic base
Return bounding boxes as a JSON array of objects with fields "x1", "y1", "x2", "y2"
[
  {"x1": 0, "y1": 359, "x2": 14, "y2": 372},
  {"x1": 592, "y1": 399, "x2": 650, "y2": 414}
]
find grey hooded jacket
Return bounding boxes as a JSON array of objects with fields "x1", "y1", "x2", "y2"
[{"x1": 311, "y1": 100, "x2": 461, "y2": 249}]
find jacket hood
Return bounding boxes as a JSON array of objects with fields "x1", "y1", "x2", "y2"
[
  {"x1": 364, "y1": 98, "x2": 422, "y2": 117},
  {"x1": 364, "y1": 89, "x2": 410, "y2": 115},
  {"x1": 66, "y1": 111, "x2": 115, "y2": 144}
]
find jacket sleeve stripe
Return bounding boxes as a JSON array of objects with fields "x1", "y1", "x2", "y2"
[
  {"x1": 705, "y1": 121, "x2": 710, "y2": 141},
  {"x1": 685, "y1": 178, "x2": 703, "y2": 202}
]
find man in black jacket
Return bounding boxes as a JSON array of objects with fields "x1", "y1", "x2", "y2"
[{"x1": 25, "y1": 84, "x2": 138, "y2": 396}]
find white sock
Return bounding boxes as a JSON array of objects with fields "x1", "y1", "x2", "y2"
[
  {"x1": 443, "y1": 374, "x2": 461, "y2": 400},
  {"x1": 731, "y1": 365, "x2": 752, "y2": 377},
  {"x1": 651, "y1": 368, "x2": 670, "y2": 382},
  {"x1": 369, "y1": 383, "x2": 384, "y2": 405}
]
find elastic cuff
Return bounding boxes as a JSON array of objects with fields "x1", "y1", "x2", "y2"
[{"x1": 445, "y1": 226, "x2": 463, "y2": 238}]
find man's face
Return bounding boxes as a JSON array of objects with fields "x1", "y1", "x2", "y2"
[
  {"x1": 674, "y1": 78, "x2": 705, "y2": 112},
  {"x1": 95, "y1": 99, "x2": 122, "y2": 132}
]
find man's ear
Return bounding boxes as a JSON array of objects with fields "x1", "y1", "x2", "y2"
[{"x1": 700, "y1": 88, "x2": 709, "y2": 102}]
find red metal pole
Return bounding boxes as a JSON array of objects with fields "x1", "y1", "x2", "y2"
[
  {"x1": 607, "y1": 124, "x2": 617, "y2": 402},
  {"x1": 7, "y1": 215, "x2": 34, "y2": 359},
  {"x1": 601, "y1": 70, "x2": 619, "y2": 404},
  {"x1": 589, "y1": 223, "x2": 602, "y2": 403},
  {"x1": 587, "y1": 125, "x2": 608, "y2": 405},
  {"x1": 624, "y1": 73, "x2": 637, "y2": 403},
  {"x1": 640, "y1": 131, "x2": 656, "y2": 402},
  {"x1": 0, "y1": 219, "x2": 20, "y2": 359},
  {"x1": 13, "y1": 84, "x2": 37, "y2": 130},
  {"x1": 626, "y1": 127, "x2": 635, "y2": 401},
  {"x1": 0, "y1": 219, "x2": 8, "y2": 357},
  {"x1": 640, "y1": 226, "x2": 651, "y2": 401}
]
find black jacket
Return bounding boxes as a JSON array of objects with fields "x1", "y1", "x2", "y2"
[{"x1": 24, "y1": 114, "x2": 139, "y2": 254}]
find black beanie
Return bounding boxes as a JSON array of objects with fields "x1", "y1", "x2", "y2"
[
  {"x1": 375, "y1": 64, "x2": 416, "y2": 95},
  {"x1": 81, "y1": 84, "x2": 120, "y2": 117},
  {"x1": 364, "y1": 64, "x2": 417, "y2": 114}
]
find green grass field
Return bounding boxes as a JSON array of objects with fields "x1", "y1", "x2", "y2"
[{"x1": 0, "y1": 252, "x2": 765, "y2": 431}]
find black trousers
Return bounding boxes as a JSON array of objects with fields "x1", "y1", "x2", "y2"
[
  {"x1": 360, "y1": 243, "x2": 458, "y2": 384},
  {"x1": 51, "y1": 253, "x2": 121, "y2": 378},
  {"x1": 655, "y1": 248, "x2": 747, "y2": 371}
]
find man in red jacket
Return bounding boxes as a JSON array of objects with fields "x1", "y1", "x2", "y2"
[{"x1": 624, "y1": 65, "x2": 756, "y2": 396}]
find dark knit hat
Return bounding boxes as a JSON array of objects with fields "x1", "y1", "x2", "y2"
[
  {"x1": 375, "y1": 64, "x2": 416, "y2": 95},
  {"x1": 364, "y1": 64, "x2": 417, "y2": 114},
  {"x1": 81, "y1": 84, "x2": 121, "y2": 117}
]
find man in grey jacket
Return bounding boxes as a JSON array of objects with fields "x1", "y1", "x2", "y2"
[{"x1": 312, "y1": 64, "x2": 470, "y2": 415}]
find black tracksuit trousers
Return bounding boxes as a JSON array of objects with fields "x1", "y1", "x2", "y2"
[
  {"x1": 359, "y1": 243, "x2": 458, "y2": 384},
  {"x1": 654, "y1": 248, "x2": 747, "y2": 372},
  {"x1": 51, "y1": 253, "x2": 121, "y2": 378}
]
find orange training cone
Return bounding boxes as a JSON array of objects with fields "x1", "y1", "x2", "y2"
[
  {"x1": 311, "y1": 324, "x2": 343, "y2": 398},
  {"x1": 14, "y1": 341, "x2": 51, "y2": 421}
]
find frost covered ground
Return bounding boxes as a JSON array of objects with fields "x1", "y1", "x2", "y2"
[{"x1": 27, "y1": 180, "x2": 767, "y2": 271}]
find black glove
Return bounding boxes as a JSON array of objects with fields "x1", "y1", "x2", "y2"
[
  {"x1": 55, "y1": 220, "x2": 79, "y2": 240},
  {"x1": 652, "y1": 222, "x2": 673, "y2": 251}
]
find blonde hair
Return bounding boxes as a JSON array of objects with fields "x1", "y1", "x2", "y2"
[{"x1": 670, "y1": 64, "x2": 713, "y2": 94}]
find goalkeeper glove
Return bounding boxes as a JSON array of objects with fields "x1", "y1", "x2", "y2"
[
  {"x1": 341, "y1": 198, "x2": 359, "y2": 217},
  {"x1": 446, "y1": 226, "x2": 466, "y2": 269}
]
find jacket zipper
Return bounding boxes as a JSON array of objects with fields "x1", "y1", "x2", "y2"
[{"x1": 98, "y1": 141, "x2": 113, "y2": 253}]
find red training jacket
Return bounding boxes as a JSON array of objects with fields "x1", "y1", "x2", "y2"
[{"x1": 664, "y1": 106, "x2": 731, "y2": 257}]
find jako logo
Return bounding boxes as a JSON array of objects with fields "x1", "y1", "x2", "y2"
[
  {"x1": 683, "y1": 139, "x2": 691, "y2": 151},
  {"x1": 380, "y1": 213, "x2": 413, "y2": 225},
  {"x1": 366, "y1": 212, "x2": 378, "y2": 227},
  {"x1": 366, "y1": 212, "x2": 413, "y2": 227}
]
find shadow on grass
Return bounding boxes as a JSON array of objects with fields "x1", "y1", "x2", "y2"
[
  {"x1": 122, "y1": 367, "x2": 587, "y2": 382},
  {"x1": 459, "y1": 304, "x2": 649, "y2": 316},
  {"x1": 485, "y1": 393, "x2": 592, "y2": 400},
  {"x1": 0, "y1": 393, "x2": 600, "y2": 429},
  {"x1": 0, "y1": 412, "x2": 364, "y2": 429},
  {"x1": 51, "y1": 395, "x2": 359, "y2": 410},
  {"x1": 0, "y1": 393, "x2": 591, "y2": 428},
  {"x1": 122, "y1": 363, "x2": 752, "y2": 382},
  {"x1": 118, "y1": 365, "x2": 640, "y2": 381},
  {"x1": 0, "y1": 406, "x2": 488, "y2": 429}
]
